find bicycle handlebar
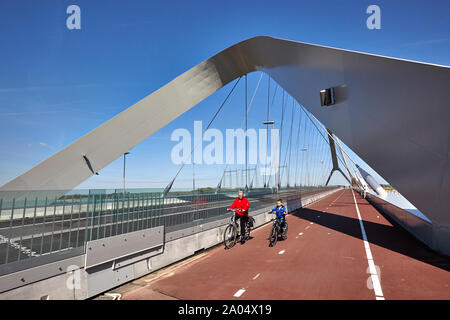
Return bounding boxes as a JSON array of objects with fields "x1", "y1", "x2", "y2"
[{"x1": 268, "y1": 210, "x2": 287, "y2": 214}]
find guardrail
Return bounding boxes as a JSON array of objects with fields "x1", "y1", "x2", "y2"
[
  {"x1": 0, "y1": 186, "x2": 341, "y2": 299},
  {"x1": 0, "y1": 187, "x2": 304, "y2": 272}
]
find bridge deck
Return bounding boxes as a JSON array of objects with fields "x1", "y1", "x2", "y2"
[{"x1": 106, "y1": 189, "x2": 450, "y2": 300}]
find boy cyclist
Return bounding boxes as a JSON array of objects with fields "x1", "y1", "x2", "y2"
[{"x1": 270, "y1": 199, "x2": 287, "y2": 231}]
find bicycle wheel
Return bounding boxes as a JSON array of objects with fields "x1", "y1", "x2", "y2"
[
  {"x1": 269, "y1": 224, "x2": 278, "y2": 247},
  {"x1": 282, "y1": 223, "x2": 288, "y2": 240},
  {"x1": 244, "y1": 223, "x2": 251, "y2": 240},
  {"x1": 224, "y1": 224, "x2": 237, "y2": 249}
]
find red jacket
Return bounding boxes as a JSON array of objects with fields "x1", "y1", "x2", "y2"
[{"x1": 229, "y1": 197, "x2": 250, "y2": 216}]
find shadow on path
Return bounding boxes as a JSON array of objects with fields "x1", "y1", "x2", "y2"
[{"x1": 291, "y1": 206, "x2": 450, "y2": 272}]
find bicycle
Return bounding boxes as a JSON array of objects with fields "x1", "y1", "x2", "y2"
[
  {"x1": 223, "y1": 208, "x2": 251, "y2": 249},
  {"x1": 268, "y1": 212, "x2": 288, "y2": 247}
]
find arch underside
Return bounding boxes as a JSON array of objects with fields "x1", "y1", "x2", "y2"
[{"x1": 1, "y1": 36, "x2": 449, "y2": 253}]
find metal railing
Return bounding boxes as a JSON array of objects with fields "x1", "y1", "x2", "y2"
[{"x1": 0, "y1": 186, "x2": 337, "y2": 275}]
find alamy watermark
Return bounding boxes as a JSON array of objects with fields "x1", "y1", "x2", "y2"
[
  {"x1": 366, "y1": 5, "x2": 381, "y2": 30},
  {"x1": 65, "y1": 5, "x2": 381, "y2": 31},
  {"x1": 66, "y1": 264, "x2": 81, "y2": 290},
  {"x1": 66, "y1": 5, "x2": 81, "y2": 30},
  {"x1": 171, "y1": 121, "x2": 280, "y2": 176},
  {"x1": 366, "y1": 265, "x2": 382, "y2": 290}
]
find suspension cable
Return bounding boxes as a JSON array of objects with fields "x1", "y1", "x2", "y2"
[
  {"x1": 163, "y1": 76, "x2": 242, "y2": 196},
  {"x1": 220, "y1": 72, "x2": 264, "y2": 189},
  {"x1": 294, "y1": 104, "x2": 302, "y2": 187},
  {"x1": 280, "y1": 97, "x2": 295, "y2": 186}
]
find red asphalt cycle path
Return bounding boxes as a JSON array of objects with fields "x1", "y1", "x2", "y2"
[{"x1": 120, "y1": 189, "x2": 449, "y2": 300}]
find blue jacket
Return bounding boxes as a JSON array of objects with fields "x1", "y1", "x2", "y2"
[{"x1": 272, "y1": 205, "x2": 287, "y2": 219}]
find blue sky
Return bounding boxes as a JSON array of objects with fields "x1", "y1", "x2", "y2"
[{"x1": 0, "y1": 0, "x2": 449, "y2": 190}]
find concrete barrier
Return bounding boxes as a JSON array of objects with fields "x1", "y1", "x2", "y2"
[{"x1": 0, "y1": 187, "x2": 342, "y2": 299}]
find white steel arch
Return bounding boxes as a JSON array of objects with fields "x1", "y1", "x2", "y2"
[{"x1": 1, "y1": 36, "x2": 449, "y2": 254}]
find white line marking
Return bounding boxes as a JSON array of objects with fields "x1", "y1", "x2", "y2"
[
  {"x1": 104, "y1": 293, "x2": 122, "y2": 300},
  {"x1": 252, "y1": 273, "x2": 260, "y2": 280},
  {"x1": 233, "y1": 289, "x2": 246, "y2": 297},
  {"x1": 351, "y1": 189, "x2": 385, "y2": 300},
  {"x1": 298, "y1": 232, "x2": 303, "y2": 236},
  {"x1": 278, "y1": 250, "x2": 285, "y2": 255},
  {"x1": 376, "y1": 296, "x2": 385, "y2": 300},
  {"x1": 321, "y1": 189, "x2": 346, "y2": 211},
  {"x1": 329, "y1": 190, "x2": 346, "y2": 206},
  {"x1": 305, "y1": 226, "x2": 310, "y2": 230}
]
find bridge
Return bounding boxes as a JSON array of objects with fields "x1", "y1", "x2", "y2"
[
  {"x1": 110, "y1": 189, "x2": 449, "y2": 300},
  {"x1": 0, "y1": 37, "x2": 448, "y2": 300}
]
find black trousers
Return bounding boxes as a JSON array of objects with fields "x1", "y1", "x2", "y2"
[{"x1": 235, "y1": 214, "x2": 248, "y2": 239}]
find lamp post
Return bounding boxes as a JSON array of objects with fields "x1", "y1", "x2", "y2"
[
  {"x1": 263, "y1": 120, "x2": 275, "y2": 189},
  {"x1": 123, "y1": 152, "x2": 130, "y2": 194},
  {"x1": 122, "y1": 151, "x2": 130, "y2": 213},
  {"x1": 192, "y1": 161, "x2": 196, "y2": 193}
]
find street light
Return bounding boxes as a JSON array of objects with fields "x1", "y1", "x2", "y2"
[
  {"x1": 123, "y1": 152, "x2": 130, "y2": 194},
  {"x1": 300, "y1": 148, "x2": 310, "y2": 186},
  {"x1": 192, "y1": 160, "x2": 196, "y2": 193}
]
